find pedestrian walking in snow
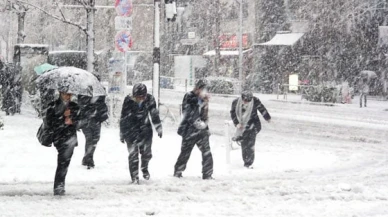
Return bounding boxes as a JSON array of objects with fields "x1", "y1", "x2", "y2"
[
  {"x1": 44, "y1": 90, "x2": 80, "y2": 196},
  {"x1": 120, "y1": 83, "x2": 162, "y2": 184},
  {"x1": 0, "y1": 63, "x2": 5, "y2": 111},
  {"x1": 341, "y1": 81, "x2": 352, "y2": 104},
  {"x1": 230, "y1": 90, "x2": 271, "y2": 169},
  {"x1": 1, "y1": 66, "x2": 16, "y2": 115},
  {"x1": 78, "y1": 95, "x2": 108, "y2": 169},
  {"x1": 174, "y1": 79, "x2": 214, "y2": 180},
  {"x1": 359, "y1": 77, "x2": 369, "y2": 108}
]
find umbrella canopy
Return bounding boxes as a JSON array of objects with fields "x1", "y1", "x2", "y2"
[
  {"x1": 360, "y1": 70, "x2": 377, "y2": 79},
  {"x1": 36, "y1": 67, "x2": 106, "y2": 97},
  {"x1": 34, "y1": 63, "x2": 58, "y2": 75}
]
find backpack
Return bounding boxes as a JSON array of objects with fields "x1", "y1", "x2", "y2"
[{"x1": 37, "y1": 123, "x2": 53, "y2": 147}]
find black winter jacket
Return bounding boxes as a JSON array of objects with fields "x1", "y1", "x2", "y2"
[
  {"x1": 78, "y1": 95, "x2": 109, "y2": 126},
  {"x1": 230, "y1": 96, "x2": 271, "y2": 134},
  {"x1": 120, "y1": 94, "x2": 162, "y2": 143},
  {"x1": 177, "y1": 91, "x2": 209, "y2": 138},
  {"x1": 45, "y1": 99, "x2": 80, "y2": 147}
]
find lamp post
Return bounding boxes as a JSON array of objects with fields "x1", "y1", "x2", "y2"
[
  {"x1": 237, "y1": 0, "x2": 244, "y2": 91},
  {"x1": 153, "y1": 0, "x2": 161, "y2": 108}
]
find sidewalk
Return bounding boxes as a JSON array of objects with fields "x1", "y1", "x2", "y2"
[{"x1": 270, "y1": 99, "x2": 336, "y2": 107}]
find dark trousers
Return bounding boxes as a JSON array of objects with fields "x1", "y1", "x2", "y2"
[
  {"x1": 54, "y1": 136, "x2": 76, "y2": 191},
  {"x1": 174, "y1": 133, "x2": 213, "y2": 178},
  {"x1": 82, "y1": 121, "x2": 101, "y2": 166},
  {"x1": 125, "y1": 137, "x2": 153, "y2": 181},
  {"x1": 241, "y1": 130, "x2": 256, "y2": 167},
  {"x1": 360, "y1": 93, "x2": 367, "y2": 107}
]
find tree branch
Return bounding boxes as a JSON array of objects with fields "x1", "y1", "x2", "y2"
[
  {"x1": 53, "y1": 1, "x2": 69, "y2": 22},
  {"x1": 14, "y1": 0, "x2": 88, "y2": 35},
  {"x1": 77, "y1": 0, "x2": 89, "y2": 10},
  {"x1": 9, "y1": 0, "x2": 25, "y2": 14},
  {"x1": 11, "y1": 2, "x2": 20, "y2": 13}
]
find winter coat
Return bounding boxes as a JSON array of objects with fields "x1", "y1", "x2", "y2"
[
  {"x1": 45, "y1": 98, "x2": 80, "y2": 147},
  {"x1": 361, "y1": 83, "x2": 369, "y2": 94},
  {"x1": 120, "y1": 94, "x2": 162, "y2": 143},
  {"x1": 359, "y1": 77, "x2": 370, "y2": 94},
  {"x1": 177, "y1": 91, "x2": 209, "y2": 138},
  {"x1": 230, "y1": 96, "x2": 271, "y2": 134},
  {"x1": 78, "y1": 95, "x2": 109, "y2": 128}
]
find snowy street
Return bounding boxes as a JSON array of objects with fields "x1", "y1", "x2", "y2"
[
  {"x1": 1, "y1": 93, "x2": 388, "y2": 217},
  {"x1": 2, "y1": 0, "x2": 388, "y2": 216}
]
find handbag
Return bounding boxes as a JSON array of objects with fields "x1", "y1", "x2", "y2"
[{"x1": 37, "y1": 123, "x2": 53, "y2": 147}]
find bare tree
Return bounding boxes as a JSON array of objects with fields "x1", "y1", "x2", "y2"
[
  {"x1": 5, "y1": 1, "x2": 29, "y2": 44},
  {"x1": 13, "y1": 0, "x2": 96, "y2": 73},
  {"x1": 213, "y1": 0, "x2": 221, "y2": 77}
]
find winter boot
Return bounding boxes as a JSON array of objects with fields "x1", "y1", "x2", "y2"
[
  {"x1": 202, "y1": 175, "x2": 214, "y2": 180},
  {"x1": 143, "y1": 171, "x2": 150, "y2": 180},
  {"x1": 173, "y1": 172, "x2": 183, "y2": 178},
  {"x1": 87, "y1": 160, "x2": 95, "y2": 170},
  {"x1": 82, "y1": 158, "x2": 88, "y2": 166},
  {"x1": 54, "y1": 184, "x2": 66, "y2": 196},
  {"x1": 131, "y1": 177, "x2": 140, "y2": 185}
]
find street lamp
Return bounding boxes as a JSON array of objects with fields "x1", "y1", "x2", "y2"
[
  {"x1": 235, "y1": 0, "x2": 244, "y2": 91},
  {"x1": 153, "y1": 0, "x2": 161, "y2": 108}
]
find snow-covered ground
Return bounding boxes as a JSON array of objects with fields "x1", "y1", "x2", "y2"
[{"x1": 1, "y1": 93, "x2": 388, "y2": 217}]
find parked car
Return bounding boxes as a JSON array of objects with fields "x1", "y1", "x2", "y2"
[{"x1": 206, "y1": 76, "x2": 240, "y2": 95}]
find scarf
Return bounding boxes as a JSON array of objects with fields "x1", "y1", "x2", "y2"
[{"x1": 235, "y1": 97, "x2": 254, "y2": 137}]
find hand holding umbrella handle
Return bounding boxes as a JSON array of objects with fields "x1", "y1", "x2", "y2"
[
  {"x1": 65, "y1": 117, "x2": 73, "y2": 125},
  {"x1": 64, "y1": 109, "x2": 73, "y2": 125},
  {"x1": 64, "y1": 109, "x2": 71, "y2": 117}
]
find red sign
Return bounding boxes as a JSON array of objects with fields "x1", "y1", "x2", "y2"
[
  {"x1": 115, "y1": 0, "x2": 133, "y2": 17},
  {"x1": 115, "y1": 30, "x2": 133, "y2": 52},
  {"x1": 219, "y1": 34, "x2": 249, "y2": 49}
]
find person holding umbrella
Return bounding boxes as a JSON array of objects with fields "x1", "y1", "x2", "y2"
[
  {"x1": 37, "y1": 66, "x2": 106, "y2": 195},
  {"x1": 44, "y1": 87, "x2": 80, "y2": 196},
  {"x1": 360, "y1": 76, "x2": 369, "y2": 108},
  {"x1": 120, "y1": 83, "x2": 163, "y2": 184},
  {"x1": 230, "y1": 90, "x2": 271, "y2": 169},
  {"x1": 359, "y1": 70, "x2": 377, "y2": 108}
]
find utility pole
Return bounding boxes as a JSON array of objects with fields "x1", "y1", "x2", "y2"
[
  {"x1": 153, "y1": 0, "x2": 161, "y2": 107},
  {"x1": 238, "y1": 0, "x2": 244, "y2": 90},
  {"x1": 214, "y1": 0, "x2": 221, "y2": 77},
  {"x1": 86, "y1": 0, "x2": 95, "y2": 74},
  {"x1": 284, "y1": 0, "x2": 290, "y2": 22}
]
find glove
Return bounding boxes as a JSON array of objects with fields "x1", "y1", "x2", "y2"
[
  {"x1": 120, "y1": 138, "x2": 125, "y2": 143},
  {"x1": 158, "y1": 131, "x2": 163, "y2": 138},
  {"x1": 193, "y1": 119, "x2": 207, "y2": 130}
]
